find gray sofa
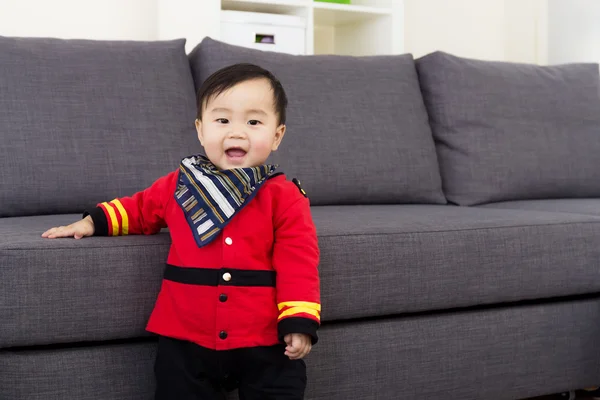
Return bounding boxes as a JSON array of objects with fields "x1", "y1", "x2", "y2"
[{"x1": 1, "y1": 35, "x2": 600, "y2": 400}]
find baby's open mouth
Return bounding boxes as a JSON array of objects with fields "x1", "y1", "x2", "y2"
[{"x1": 225, "y1": 148, "x2": 247, "y2": 158}]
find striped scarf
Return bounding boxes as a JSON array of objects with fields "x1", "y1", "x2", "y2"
[{"x1": 174, "y1": 155, "x2": 278, "y2": 247}]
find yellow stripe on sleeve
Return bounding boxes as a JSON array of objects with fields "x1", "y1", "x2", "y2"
[
  {"x1": 102, "y1": 202, "x2": 120, "y2": 236},
  {"x1": 278, "y1": 307, "x2": 321, "y2": 321},
  {"x1": 278, "y1": 301, "x2": 321, "y2": 312},
  {"x1": 110, "y1": 199, "x2": 129, "y2": 235}
]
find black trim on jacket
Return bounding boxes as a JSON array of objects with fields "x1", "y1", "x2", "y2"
[
  {"x1": 278, "y1": 317, "x2": 319, "y2": 345},
  {"x1": 82, "y1": 207, "x2": 109, "y2": 236},
  {"x1": 164, "y1": 264, "x2": 277, "y2": 287}
]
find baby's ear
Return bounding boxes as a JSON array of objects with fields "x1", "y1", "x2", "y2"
[
  {"x1": 195, "y1": 119, "x2": 204, "y2": 146},
  {"x1": 272, "y1": 124, "x2": 286, "y2": 151}
]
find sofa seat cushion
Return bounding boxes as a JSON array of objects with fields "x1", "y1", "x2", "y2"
[
  {"x1": 480, "y1": 199, "x2": 600, "y2": 216},
  {"x1": 3, "y1": 207, "x2": 600, "y2": 347},
  {"x1": 1, "y1": 214, "x2": 170, "y2": 348},
  {"x1": 313, "y1": 205, "x2": 600, "y2": 320},
  {"x1": 188, "y1": 38, "x2": 446, "y2": 206}
]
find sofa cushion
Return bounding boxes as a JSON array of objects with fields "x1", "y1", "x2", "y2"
[
  {"x1": 416, "y1": 51, "x2": 600, "y2": 206},
  {"x1": 0, "y1": 214, "x2": 169, "y2": 347},
  {"x1": 187, "y1": 38, "x2": 446, "y2": 206},
  {"x1": 4, "y1": 207, "x2": 600, "y2": 347},
  {"x1": 313, "y1": 205, "x2": 600, "y2": 320},
  {"x1": 480, "y1": 199, "x2": 600, "y2": 216},
  {"x1": 0, "y1": 36, "x2": 199, "y2": 217}
]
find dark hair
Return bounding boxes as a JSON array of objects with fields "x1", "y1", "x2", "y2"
[{"x1": 196, "y1": 63, "x2": 288, "y2": 125}]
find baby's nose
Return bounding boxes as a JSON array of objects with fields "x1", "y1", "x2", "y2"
[{"x1": 229, "y1": 127, "x2": 247, "y2": 138}]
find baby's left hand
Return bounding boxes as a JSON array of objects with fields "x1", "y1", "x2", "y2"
[{"x1": 284, "y1": 333, "x2": 312, "y2": 360}]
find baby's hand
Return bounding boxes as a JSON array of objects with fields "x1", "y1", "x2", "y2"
[
  {"x1": 284, "y1": 333, "x2": 312, "y2": 360},
  {"x1": 42, "y1": 216, "x2": 95, "y2": 240}
]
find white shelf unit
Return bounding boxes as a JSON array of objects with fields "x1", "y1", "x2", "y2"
[
  {"x1": 219, "y1": 0, "x2": 404, "y2": 56},
  {"x1": 221, "y1": 0, "x2": 310, "y2": 15}
]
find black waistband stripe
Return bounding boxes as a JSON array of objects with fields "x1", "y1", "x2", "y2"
[{"x1": 164, "y1": 264, "x2": 276, "y2": 287}]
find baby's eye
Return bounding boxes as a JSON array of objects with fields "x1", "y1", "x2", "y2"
[
  {"x1": 248, "y1": 120, "x2": 261, "y2": 126},
  {"x1": 216, "y1": 118, "x2": 229, "y2": 124}
]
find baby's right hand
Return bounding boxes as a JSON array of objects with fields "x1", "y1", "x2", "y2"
[{"x1": 42, "y1": 216, "x2": 95, "y2": 240}]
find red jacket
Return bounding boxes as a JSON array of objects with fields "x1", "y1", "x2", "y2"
[{"x1": 86, "y1": 171, "x2": 321, "y2": 351}]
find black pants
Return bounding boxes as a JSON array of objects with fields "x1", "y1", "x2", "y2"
[{"x1": 154, "y1": 336, "x2": 307, "y2": 400}]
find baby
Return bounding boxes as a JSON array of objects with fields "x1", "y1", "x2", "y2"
[{"x1": 43, "y1": 63, "x2": 321, "y2": 400}]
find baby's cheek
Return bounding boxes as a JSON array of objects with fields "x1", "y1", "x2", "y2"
[
  {"x1": 205, "y1": 142, "x2": 222, "y2": 156},
  {"x1": 253, "y1": 139, "x2": 273, "y2": 154}
]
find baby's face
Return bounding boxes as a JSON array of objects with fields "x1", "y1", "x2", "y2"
[{"x1": 195, "y1": 78, "x2": 285, "y2": 170}]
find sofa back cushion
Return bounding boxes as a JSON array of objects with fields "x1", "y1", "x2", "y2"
[
  {"x1": 188, "y1": 38, "x2": 446, "y2": 206},
  {"x1": 416, "y1": 51, "x2": 600, "y2": 206},
  {"x1": 0, "y1": 36, "x2": 199, "y2": 217}
]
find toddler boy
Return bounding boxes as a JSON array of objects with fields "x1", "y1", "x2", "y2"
[{"x1": 42, "y1": 63, "x2": 321, "y2": 400}]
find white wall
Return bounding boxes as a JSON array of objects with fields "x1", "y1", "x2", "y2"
[
  {"x1": 547, "y1": 0, "x2": 600, "y2": 65},
  {"x1": 158, "y1": 0, "x2": 220, "y2": 53},
  {"x1": 504, "y1": 0, "x2": 547, "y2": 64},
  {"x1": 403, "y1": 0, "x2": 547, "y2": 63},
  {"x1": 0, "y1": 0, "x2": 217, "y2": 52},
  {"x1": 0, "y1": 0, "x2": 158, "y2": 40},
  {"x1": 403, "y1": 0, "x2": 507, "y2": 61}
]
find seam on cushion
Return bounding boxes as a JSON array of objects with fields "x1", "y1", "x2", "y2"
[
  {"x1": 316, "y1": 219, "x2": 600, "y2": 237},
  {"x1": 319, "y1": 291, "x2": 600, "y2": 327},
  {"x1": 2, "y1": 336, "x2": 157, "y2": 352},
  {"x1": 0, "y1": 243, "x2": 170, "y2": 251},
  {"x1": 479, "y1": 207, "x2": 600, "y2": 218},
  {"x1": 2, "y1": 220, "x2": 600, "y2": 249}
]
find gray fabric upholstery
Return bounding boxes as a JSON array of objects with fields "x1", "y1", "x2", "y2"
[
  {"x1": 3, "y1": 297, "x2": 600, "y2": 399},
  {"x1": 0, "y1": 36, "x2": 199, "y2": 218},
  {"x1": 416, "y1": 51, "x2": 600, "y2": 206},
  {"x1": 0, "y1": 214, "x2": 169, "y2": 347},
  {"x1": 480, "y1": 198, "x2": 600, "y2": 216},
  {"x1": 0, "y1": 342, "x2": 157, "y2": 400},
  {"x1": 4, "y1": 207, "x2": 600, "y2": 347},
  {"x1": 313, "y1": 205, "x2": 600, "y2": 320},
  {"x1": 188, "y1": 38, "x2": 446, "y2": 206}
]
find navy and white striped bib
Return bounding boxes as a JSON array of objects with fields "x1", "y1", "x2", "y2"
[{"x1": 174, "y1": 155, "x2": 278, "y2": 247}]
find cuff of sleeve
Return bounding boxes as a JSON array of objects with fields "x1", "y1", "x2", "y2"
[
  {"x1": 278, "y1": 317, "x2": 320, "y2": 345},
  {"x1": 82, "y1": 207, "x2": 108, "y2": 236}
]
